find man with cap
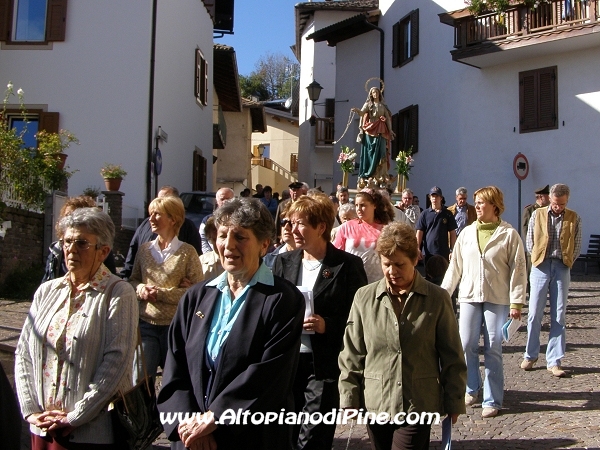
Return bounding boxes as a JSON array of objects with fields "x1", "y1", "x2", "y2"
[
  {"x1": 522, "y1": 185, "x2": 550, "y2": 277},
  {"x1": 522, "y1": 185, "x2": 550, "y2": 240},
  {"x1": 416, "y1": 186, "x2": 458, "y2": 263},
  {"x1": 447, "y1": 187, "x2": 477, "y2": 236}
]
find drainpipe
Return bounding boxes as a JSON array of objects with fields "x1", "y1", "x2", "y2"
[
  {"x1": 363, "y1": 19, "x2": 384, "y2": 83},
  {"x1": 146, "y1": 0, "x2": 158, "y2": 210}
]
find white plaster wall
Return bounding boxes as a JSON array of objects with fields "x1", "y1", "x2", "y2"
[
  {"x1": 0, "y1": 0, "x2": 214, "y2": 217},
  {"x1": 0, "y1": 1, "x2": 152, "y2": 214},
  {"x1": 298, "y1": 10, "x2": 365, "y2": 188},
  {"x1": 330, "y1": 0, "x2": 600, "y2": 243},
  {"x1": 153, "y1": 0, "x2": 214, "y2": 196}
]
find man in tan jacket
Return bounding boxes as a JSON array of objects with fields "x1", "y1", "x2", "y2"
[
  {"x1": 447, "y1": 187, "x2": 476, "y2": 236},
  {"x1": 521, "y1": 184, "x2": 581, "y2": 377}
]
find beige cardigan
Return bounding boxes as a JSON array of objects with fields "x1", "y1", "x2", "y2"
[{"x1": 130, "y1": 242, "x2": 203, "y2": 325}]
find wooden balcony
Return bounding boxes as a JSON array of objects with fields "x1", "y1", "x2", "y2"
[
  {"x1": 314, "y1": 117, "x2": 335, "y2": 146},
  {"x1": 439, "y1": 0, "x2": 600, "y2": 68}
]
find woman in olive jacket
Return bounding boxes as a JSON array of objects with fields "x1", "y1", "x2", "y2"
[{"x1": 339, "y1": 222, "x2": 466, "y2": 450}]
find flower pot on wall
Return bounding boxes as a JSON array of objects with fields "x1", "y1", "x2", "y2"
[
  {"x1": 55, "y1": 153, "x2": 68, "y2": 171},
  {"x1": 104, "y1": 178, "x2": 122, "y2": 191}
]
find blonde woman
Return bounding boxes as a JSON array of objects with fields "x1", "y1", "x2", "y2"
[{"x1": 129, "y1": 195, "x2": 203, "y2": 378}]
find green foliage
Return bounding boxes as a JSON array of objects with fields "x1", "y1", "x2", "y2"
[
  {"x1": 240, "y1": 73, "x2": 270, "y2": 101},
  {"x1": 241, "y1": 53, "x2": 299, "y2": 101},
  {"x1": 0, "y1": 82, "x2": 78, "y2": 210},
  {"x1": 395, "y1": 148, "x2": 414, "y2": 181},
  {"x1": 0, "y1": 264, "x2": 44, "y2": 299},
  {"x1": 100, "y1": 163, "x2": 127, "y2": 179},
  {"x1": 82, "y1": 186, "x2": 101, "y2": 198},
  {"x1": 466, "y1": 0, "x2": 543, "y2": 15}
]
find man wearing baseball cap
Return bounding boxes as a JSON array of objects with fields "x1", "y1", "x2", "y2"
[{"x1": 416, "y1": 186, "x2": 458, "y2": 263}]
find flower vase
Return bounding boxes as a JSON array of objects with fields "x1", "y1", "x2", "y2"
[
  {"x1": 104, "y1": 178, "x2": 122, "y2": 191},
  {"x1": 395, "y1": 174, "x2": 406, "y2": 193},
  {"x1": 342, "y1": 171, "x2": 349, "y2": 188}
]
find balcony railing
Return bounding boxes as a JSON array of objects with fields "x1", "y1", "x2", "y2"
[
  {"x1": 251, "y1": 157, "x2": 298, "y2": 183},
  {"x1": 314, "y1": 118, "x2": 335, "y2": 146},
  {"x1": 451, "y1": 0, "x2": 598, "y2": 48}
]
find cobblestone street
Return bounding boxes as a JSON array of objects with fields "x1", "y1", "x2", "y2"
[{"x1": 2, "y1": 274, "x2": 599, "y2": 449}]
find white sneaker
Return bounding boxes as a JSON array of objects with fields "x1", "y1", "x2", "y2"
[{"x1": 465, "y1": 392, "x2": 478, "y2": 406}]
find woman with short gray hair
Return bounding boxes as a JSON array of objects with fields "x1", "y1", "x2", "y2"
[
  {"x1": 16, "y1": 208, "x2": 138, "y2": 448},
  {"x1": 158, "y1": 198, "x2": 305, "y2": 449}
]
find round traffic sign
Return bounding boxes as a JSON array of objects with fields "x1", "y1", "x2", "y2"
[
  {"x1": 513, "y1": 153, "x2": 529, "y2": 180},
  {"x1": 154, "y1": 148, "x2": 163, "y2": 176}
]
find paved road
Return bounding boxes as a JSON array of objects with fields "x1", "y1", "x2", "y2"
[{"x1": 2, "y1": 274, "x2": 599, "y2": 449}]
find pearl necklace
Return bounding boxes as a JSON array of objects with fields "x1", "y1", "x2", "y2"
[{"x1": 302, "y1": 259, "x2": 323, "y2": 271}]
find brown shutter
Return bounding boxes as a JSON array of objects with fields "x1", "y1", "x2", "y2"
[
  {"x1": 0, "y1": 0, "x2": 12, "y2": 42},
  {"x1": 409, "y1": 104, "x2": 418, "y2": 153},
  {"x1": 410, "y1": 9, "x2": 419, "y2": 58},
  {"x1": 46, "y1": 0, "x2": 67, "y2": 42},
  {"x1": 392, "y1": 22, "x2": 400, "y2": 68},
  {"x1": 324, "y1": 98, "x2": 335, "y2": 118},
  {"x1": 195, "y1": 49, "x2": 200, "y2": 99},
  {"x1": 202, "y1": 58, "x2": 208, "y2": 106},
  {"x1": 39, "y1": 112, "x2": 60, "y2": 133},
  {"x1": 519, "y1": 71, "x2": 536, "y2": 132},
  {"x1": 538, "y1": 66, "x2": 557, "y2": 129}
]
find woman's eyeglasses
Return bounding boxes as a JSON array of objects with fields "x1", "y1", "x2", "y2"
[
  {"x1": 280, "y1": 219, "x2": 292, "y2": 228},
  {"x1": 61, "y1": 239, "x2": 98, "y2": 251}
]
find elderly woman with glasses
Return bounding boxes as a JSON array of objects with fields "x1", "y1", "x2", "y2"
[
  {"x1": 129, "y1": 195, "x2": 204, "y2": 380},
  {"x1": 264, "y1": 200, "x2": 297, "y2": 268},
  {"x1": 272, "y1": 193, "x2": 367, "y2": 450},
  {"x1": 15, "y1": 208, "x2": 138, "y2": 449},
  {"x1": 157, "y1": 198, "x2": 304, "y2": 450}
]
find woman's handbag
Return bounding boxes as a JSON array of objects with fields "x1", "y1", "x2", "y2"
[{"x1": 106, "y1": 281, "x2": 163, "y2": 450}]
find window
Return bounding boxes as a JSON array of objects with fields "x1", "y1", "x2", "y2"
[
  {"x1": 4, "y1": 109, "x2": 58, "y2": 147},
  {"x1": 0, "y1": 0, "x2": 67, "y2": 43},
  {"x1": 519, "y1": 66, "x2": 557, "y2": 133},
  {"x1": 193, "y1": 149, "x2": 207, "y2": 191},
  {"x1": 195, "y1": 48, "x2": 208, "y2": 106},
  {"x1": 392, "y1": 105, "x2": 418, "y2": 159},
  {"x1": 392, "y1": 9, "x2": 419, "y2": 68}
]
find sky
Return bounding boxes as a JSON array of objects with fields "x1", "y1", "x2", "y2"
[{"x1": 218, "y1": 0, "x2": 299, "y2": 76}]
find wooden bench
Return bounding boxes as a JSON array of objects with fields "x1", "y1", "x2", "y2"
[{"x1": 578, "y1": 234, "x2": 600, "y2": 275}]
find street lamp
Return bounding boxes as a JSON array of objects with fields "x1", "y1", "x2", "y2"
[{"x1": 306, "y1": 80, "x2": 323, "y2": 102}]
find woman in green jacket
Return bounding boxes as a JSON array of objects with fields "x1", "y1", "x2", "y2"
[{"x1": 338, "y1": 222, "x2": 466, "y2": 450}]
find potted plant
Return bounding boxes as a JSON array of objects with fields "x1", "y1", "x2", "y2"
[
  {"x1": 100, "y1": 163, "x2": 127, "y2": 191},
  {"x1": 82, "y1": 186, "x2": 101, "y2": 200},
  {"x1": 36, "y1": 129, "x2": 79, "y2": 171}
]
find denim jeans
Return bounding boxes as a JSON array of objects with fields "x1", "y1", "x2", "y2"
[
  {"x1": 459, "y1": 302, "x2": 509, "y2": 409},
  {"x1": 525, "y1": 258, "x2": 570, "y2": 368},
  {"x1": 134, "y1": 319, "x2": 170, "y2": 382}
]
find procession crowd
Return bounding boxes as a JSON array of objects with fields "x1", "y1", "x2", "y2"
[{"x1": 2, "y1": 175, "x2": 580, "y2": 450}]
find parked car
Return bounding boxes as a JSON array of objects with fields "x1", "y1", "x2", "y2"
[{"x1": 180, "y1": 191, "x2": 216, "y2": 228}]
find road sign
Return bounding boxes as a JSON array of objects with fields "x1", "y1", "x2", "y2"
[
  {"x1": 154, "y1": 148, "x2": 162, "y2": 176},
  {"x1": 513, "y1": 153, "x2": 529, "y2": 180}
]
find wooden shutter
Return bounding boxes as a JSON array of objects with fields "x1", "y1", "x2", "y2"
[
  {"x1": 0, "y1": 0, "x2": 11, "y2": 42},
  {"x1": 325, "y1": 98, "x2": 335, "y2": 118},
  {"x1": 46, "y1": 0, "x2": 67, "y2": 42},
  {"x1": 538, "y1": 66, "x2": 557, "y2": 129},
  {"x1": 409, "y1": 104, "x2": 418, "y2": 153},
  {"x1": 410, "y1": 9, "x2": 419, "y2": 58},
  {"x1": 39, "y1": 112, "x2": 60, "y2": 133},
  {"x1": 392, "y1": 21, "x2": 400, "y2": 68},
  {"x1": 519, "y1": 71, "x2": 536, "y2": 132}
]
